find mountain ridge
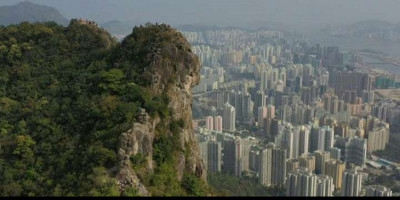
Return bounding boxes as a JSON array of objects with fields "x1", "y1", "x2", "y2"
[
  {"x1": 0, "y1": 1, "x2": 69, "y2": 26},
  {"x1": 322, "y1": 19, "x2": 400, "y2": 42}
]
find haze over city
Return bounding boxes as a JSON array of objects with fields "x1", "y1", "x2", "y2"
[{"x1": 1, "y1": 0, "x2": 400, "y2": 32}]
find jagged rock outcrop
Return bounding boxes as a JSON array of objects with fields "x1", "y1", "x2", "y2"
[
  {"x1": 114, "y1": 24, "x2": 206, "y2": 195},
  {"x1": 115, "y1": 109, "x2": 158, "y2": 196}
]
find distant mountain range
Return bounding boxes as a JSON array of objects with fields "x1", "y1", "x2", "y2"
[
  {"x1": 177, "y1": 24, "x2": 247, "y2": 32},
  {"x1": 0, "y1": 1, "x2": 133, "y2": 38},
  {"x1": 0, "y1": 1, "x2": 69, "y2": 26},
  {"x1": 99, "y1": 22, "x2": 269, "y2": 39},
  {"x1": 3, "y1": 1, "x2": 400, "y2": 45},
  {"x1": 322, "y1": 20, "x2": 400, "y2": 42},
  {"x1": 176, "y1": 23, "x2": 292, "y2": 33}
]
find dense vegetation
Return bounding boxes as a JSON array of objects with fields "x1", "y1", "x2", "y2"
[
  {"x1": 0, "y1": 21, "x2": 206, "y2": 196},
  {"x1": 208, "y1": 172, "x2": 285, "y2": 196}
]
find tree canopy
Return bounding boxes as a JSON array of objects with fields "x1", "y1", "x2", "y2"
[{"x1": 0, "y1": 21, "x2": 205, "y2": 196}]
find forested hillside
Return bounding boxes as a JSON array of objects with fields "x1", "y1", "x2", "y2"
[{"x1": 0, "y1": 20, "x2": 207, "y2": 196}]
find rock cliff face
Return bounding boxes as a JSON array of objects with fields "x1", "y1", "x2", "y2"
[
  {"x1": 114, "y1": 24, "x2": 206, "y2": 196},
  {"x1": 115, "y1": 109, "x2": 158, "y2": 196}
]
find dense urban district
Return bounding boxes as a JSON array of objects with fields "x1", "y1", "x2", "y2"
[{"x1": 184, "y1": 28, "x2": 400, "y2": 197}]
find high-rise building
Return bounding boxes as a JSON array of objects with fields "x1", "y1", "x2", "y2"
[
  {"x1": 222, "y1": 137, "x2": 242, "y2": 177},
  {"x1": 365, "y1": 185, "x2": 392, "y2": 197},
  {"x1": 272, "y1": 147, "x2": 287, "y2": 187},
  {"x1": 217, "y1": 91, "x2": 227, "y2": 110},
  {"x1": 324, "y1": 159, "x2": 346, "y2": 190},
  {"x1": 242, "y1": 94, "x2": 254, "y2": 120},
  {"x1": 214, "y1": 116, "x2": 223, "y2": 132},
  {"x1": 316, "y1": 175, "x2": 335, "y2": 197},
  {"x1": 222, "y1": 135, "x2": 251, "y2": 176},
  {"x1": 335, "y1": 136, "x2": 367, "y2": 167},
  {"x1": 330, "y1": 96, "x2": 339, "y2": 115},
  {"x1": 234, "y1": 92, "x2": 243, "y2": 119},
  {"x1": 269, "y1": 118, "x2": 281, "y2": 138},
  {"x1": 367, "y1": 127, "x2": 389, "y2": 153},
  {"x1": 335, "y1": 122, "x2": 350, "y2": 138},
  {"x1": 300, "y1": 154, "x2": 316, "y2": 172},
  {"x1": 332, "y1": 71, "x2": 372, "y2": 96},
  {"x1": 260, "y1": 70, "x2": 269, "y2": 91},
  {"x1": 283, "y1": 128, "x2": 300, "y2": 159},
  {"x1": 287, "y1": 159, "x2": 301, "y2": 174},
  {"x1": 254, "y1": 90, "x2": 267, "y2": 116},
  {"x1": 264, "y1": 104, "x2": 276, "y2": 136},
  {"x1": 324, "y1": 127, "x2": 335, "y2": 151},
  {"x1": 295, "y1": 76, "x2": 303, "y2": 93},
  {"x1": 199, "y1": 141, "x2": 208, "y2": 170},
  {"x1": 301, "y1": 87, "x2": 313, "y2": 105},
  {"x1": 330, "y1": 147, "x2": 341, "y2": 161},
  {"x1": 286, "y1": 168, "x2": 318, "y2": 197},
  {"x1": 314, "y1": 151, "x2": 330, "y2": 175},
  {"x1": 223, "y1": 103, "x2": 236, "y2": 131},
  {"x1": 207, "y1": 141, "x2": 222, "y2": 173},
  {"x1": 311, "y1": 126, "x2": 326, "y2": 152},
  {"x1": 372, "y1": 104, "x2": 389, "y2": 122},
  {"x1": 240, "y1": 138, "x2": 251, "y2": 173},
  {"x1": 341, "y1": 169, "x2": 363, "y2": 197},
  {"x1": 278, "y1": 105, "x2": 292, "y2": 122},
  {"x1": 267, "y1": 104, "x2": 276, "y2": 119},
  {"x1": 311, "y1": 126, "x2": 334, "y2": 152},
  {"x1": 258, "y1": 107, "x2": 268, "y2": 127},
  {"x1": 206, "y1": 116, "x2": 214, "y2": 130},
  {"x1": 259, "y1": 144, "x2": 274, "y2": 186},
  {"x1": 249, "y1": 149, "x2": 260, "y2": 173},
  {"x1": 323, "y1": 94, "x2": 332, "y2": 113},
  {"x1": 299, "y1": 125, "x2": 311, "y2": 156}
]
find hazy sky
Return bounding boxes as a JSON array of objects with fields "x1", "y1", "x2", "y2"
[{"x1": 1, "y1": 0, "x2": 400, "y2": 31}]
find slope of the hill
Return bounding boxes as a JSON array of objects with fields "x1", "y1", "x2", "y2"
[{"x1": 0, "y1": 20, "x2": 207, "y2": 196}]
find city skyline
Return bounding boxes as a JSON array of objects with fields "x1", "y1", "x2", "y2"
[{"x1": 192, "y1": 24, "x2": 400, "y2": 196}]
